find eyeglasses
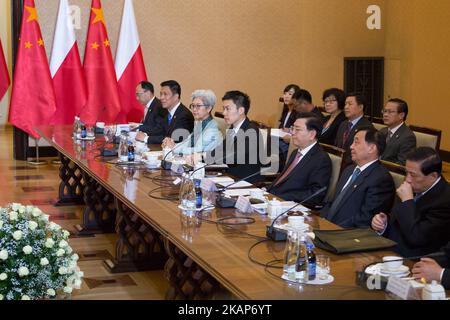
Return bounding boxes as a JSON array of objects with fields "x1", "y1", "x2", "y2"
[
  {"x1": 135, "y1": 91, "x2": 147, "y2": 97},
  {"x1": 289, "y1": 126, "x2": 303, "y2": 134},
  {"x1": 324, "y1": 98, "x2": 337, "y2": 104},
  {"x1": 189, "y1": 104, "x2": 208, "y2": 110},
  {"x1": 381, "y1": 109, "x2": 398, "y2": 114}
]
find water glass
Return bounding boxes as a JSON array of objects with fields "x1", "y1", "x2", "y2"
[{"x1": 316, "y1": 254, "x2": 330, "y2": 280}]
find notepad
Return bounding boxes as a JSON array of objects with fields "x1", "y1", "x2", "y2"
[{"x1": 223, "y1": 188, "x2": 268, "y2": 197}]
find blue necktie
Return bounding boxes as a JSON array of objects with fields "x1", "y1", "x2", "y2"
[
  {"x1": 327, "y1": 168, "x2": 361, "y2": 220},
  {"x1": 168, "y1": 113, "x2": 173, "y2": 125},
  {"x1": 413, "y1": 193, "x2": 422, "y2": 203}
]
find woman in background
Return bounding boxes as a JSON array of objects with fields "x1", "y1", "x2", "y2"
[{"x1": 319, "y1": 88, "x2": 346, "y2": 146}]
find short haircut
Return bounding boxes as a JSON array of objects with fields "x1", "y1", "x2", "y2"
[
  {"x1": 358, "y1": 126, "x2": 386, "y2": 156},
  {"x1": 139, "y1": 81, "x2": 154, "y2": 94},
  {"x1": 322, "y1": 88, "x2": 346, "y2": 110},
  {"x1": 222, "y1": 90, "x2": 251, "y2": 115},
  {"x1": 160, "y1": 80, "x2": 181, "y2": 98},
  {"x1": 388, "y1": 98, "x2": 409, "y2": 121},
  {"x1": 295, "y1": 112, "x2": 323, "y2": 140},
  {"x1": 406, "y1": 147, "x2": 442, "y2": 176},
  {"x1": 346, "y1": 92, "x2": 366, "y2": 111},
  {"x1": 191, "y1": 89, "x2": 217, "y2": 109},
  {"x1": 292, "y1": 89, "x2": 312, "y2": 104},
  {"x1": 283, "y1": 84, "x2": 301, "y2": 94}
]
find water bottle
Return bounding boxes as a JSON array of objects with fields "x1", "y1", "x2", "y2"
[
  {"x1": 73, "y1": 116, "x2": 80, "y2": 138},
  {"x1": 80, "y1": 125, "x2": 87, "y2": 138},
  {"x1": 127, "y1": 141, "x2": 135, "y2": 162},
  {"x1": 295, "y1": 234, "x2": 308, "y2": 283},
  {"x1": 306, "y1": 242, "x2": 316, "y2": 281},
  {"x1": 283, "y1": 231, "x2": 299, "y2": 281},
  {"x1": 181, "y1": 174, "x2": 196, "y2": 211},
  {"x1": 194, "y1": 179, "x2": 202, "y2": 209},
  {"x1": 118, "y1": 131, "x2": 129, "y2": 162}
]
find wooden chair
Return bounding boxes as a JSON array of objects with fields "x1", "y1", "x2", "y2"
[
  {"x1": 409, "y1": 125, "x2": 442, "y2": 151},
  {"x1": 213, "y1": 112, "x2": 227, "y2": 137},
  {"x1": 319, "y1": 143, "x2": 345, "y2": 202},
  {"x1": 380, "y1": 160, "x2": 406, "y2": 189},
  {"x1": 371, "y1": 116, "x2": 387, "y2": 131}
]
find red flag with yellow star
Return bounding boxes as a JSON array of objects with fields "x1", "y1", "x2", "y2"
[
  {"x1": 0, "y1": 38, "x2": 10, "y2": 101},
  {"x1": 80, "y1": 0, "x2": 121, "y2": 125},
  {"x1": 8, "y1": 0, "x2": 56, "y2": 138}
]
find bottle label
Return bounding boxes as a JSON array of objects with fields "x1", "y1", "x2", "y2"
[
  {"x1": 128, "y1": 152, "x2": 135, "y2": 162},
  {"x1": 308, "y1": 262, "x2": 316, "y2": 280}
]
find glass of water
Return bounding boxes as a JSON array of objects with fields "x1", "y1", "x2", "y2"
[{"x1": 316, "y1": 254, "x2": 330, "y2": 280}]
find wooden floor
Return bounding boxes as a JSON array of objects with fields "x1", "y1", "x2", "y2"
[{"x1": 0, "y1": 125, "x2": 168, "y2": 300}]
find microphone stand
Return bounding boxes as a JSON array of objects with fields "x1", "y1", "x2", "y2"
[{"x1": 27, "y1": 137, "x2": 48, "y2": 166}]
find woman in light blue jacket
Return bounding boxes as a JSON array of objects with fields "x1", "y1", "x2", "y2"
[{"x1": 163, "y1": 89, "x2": 222, "y2": 155}]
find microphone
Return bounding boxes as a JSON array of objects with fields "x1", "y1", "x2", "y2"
[
  {"x1": 161, "y1": 147, "x2": 176, "y2": 170},
  {"x1": 266, "y1": 186, "x2": 327, "y2": 241}
]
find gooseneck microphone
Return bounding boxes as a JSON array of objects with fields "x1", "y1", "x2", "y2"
[{"x1": 266, "y1": 186, "x2": 327, "y2": 241}]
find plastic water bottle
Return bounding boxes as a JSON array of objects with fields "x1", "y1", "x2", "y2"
[
  {"x1": 295, "y1": 234, "x2": 308, "y2": 283},
  {"x1": 283, "y1": 231, "x2": 299, "y2": 281},
  {"x1": 73, "y1": 116, "x2": 80, "y2": 138},
  {"x1": 194, "y1": 179, "x2": 202, "y2": 209},
  {"x1": 127, "y1": 141, "x2": 135, "y2": 162},
  {"x1": 80, "y1": 125, "x2": 87, "y2": 138},
  {"x1": 306, "y1": 242, "x2": 316, "y2": 281}
]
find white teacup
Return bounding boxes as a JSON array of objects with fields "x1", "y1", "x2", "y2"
[
  {"x1": 382, "y1": 256, "x2": 403, "y2": 270},
  {"x1": 147, "y1": 155, "x2": 159, "y2": 165},
  {"x1": 250, "y1": 189, "x2": 264, "y2": 199},
  {"x1": 128, "y1": 131, "x2": 137, "y2": 141},
  {"x1": 96, "y1": 122, "x2": 105, "y2": 129},
  {"x1": 288, "y1": 215, "x2": 305, "y2": 227}
]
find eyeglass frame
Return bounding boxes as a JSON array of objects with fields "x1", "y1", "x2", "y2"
[
  {"x1": 189, "y1": 103, "x2": 210, "y2": 110},
  {"x1": 381, "y1": 108, "x2": 400, "y2": 115}
]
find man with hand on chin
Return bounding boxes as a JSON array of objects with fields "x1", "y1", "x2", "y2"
[{"x1": 372, "y1": 147, "x2": 450, "y2": 257}]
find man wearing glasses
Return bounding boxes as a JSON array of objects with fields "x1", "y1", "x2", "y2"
[
  {"x1": 136, "y1": 80, "x2": 194, "y2": 144},
  {"x1": 379, "y1": 98, "x2": 416, "y2": 165},
  {"x1": 267, "y1": 113, "x2": 331, "y2": 207}
]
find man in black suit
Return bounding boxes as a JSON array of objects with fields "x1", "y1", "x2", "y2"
[
  {"x1": 205, "y1": 91, "x2": 264, "y2": 183},
  {"x1": 412, "y1": 241, "x2": 450, "y2": 289},
  {"x1": 379, "y1": 98, "x2": 416, "y2": 165},
  {"x1": 267, "y1": 112, "x2": 331, "y2": 207},
  {"x1": 136, "y1": 80, "x2": 194, "y2": 144},
  {"x1": 321, "y1": 127, "x2": 395, "y2": 228},
  {"x1": 372, "y1": 147, "x2": 450, "y2": 257},
  {"x1": 291, "y1": 89, "x2": 325, "y2": 124},
  {"x1": 133, "y1": 81, "x2": 167, "y2": 137},
  {"x1": 335, "y1": 93, "x2": 374, "y2": 168}
]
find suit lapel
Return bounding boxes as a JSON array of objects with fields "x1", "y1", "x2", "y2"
[{"x1": 276, "y1": 145, "x2": 317, "y2": 186}]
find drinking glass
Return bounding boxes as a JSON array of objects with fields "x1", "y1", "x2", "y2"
[{"x1": 316, "y1": 254, "x2": 330, "y2": 280}]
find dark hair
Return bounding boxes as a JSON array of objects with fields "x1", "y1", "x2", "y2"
[
  {"x1": 406, "y1": 147, "x2": 442, "y2": 175},
  {"x1": 160, "y1": 80, "x2": 181, "y2": 98},
  {"x1": 140, "y1": 81, "x2": 154, "y2": 94},
  {"x1": 388, "y1": 98, "x2": 409, "y2": 121},
  {"x1": 295, "y1": 112, "x2": 323, "y2": 139},
  {"x1": 346, "y1": 92, "x2": 366, "y2": 111},
  {"x1": 358, "y1": 126, "x2": 386, "y2": 156},
  {"x1": 292, "y1": 89, "x2": 312, "y2": 104},
  {"x1": 322, "y1": 88, "x2": 346, "y2": 110},
  {"x1": 284, "y1": 84, "x2": 301, "y2": 94},
  {"x1": 222, "y1": 90, "x2": 251, "y2": 115}
]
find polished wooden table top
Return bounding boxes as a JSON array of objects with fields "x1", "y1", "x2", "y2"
[{"x1": 37, "y1": 125, "x2": 395, "y2": 299}]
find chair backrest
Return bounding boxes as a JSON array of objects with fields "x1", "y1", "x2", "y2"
[
  {"x1": 213, "y1": 112, "x2": 227, "y2": 137},
  {"x1": 320, "y1": 143, "x2": 345, "y2": 202},
  {"x1": 371, "y1": 117, "x2": 387, "y2": 131},
  {"x1": 409, "y1": 125, "x2": 442, "y2": 151},
  {"x1": 381, "y1": 160, "x2": 406, "y2": 189}
]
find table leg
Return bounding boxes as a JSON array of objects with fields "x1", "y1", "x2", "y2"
[{"x1": 54, "y1": 153, "x2": 85, "y2": 206}]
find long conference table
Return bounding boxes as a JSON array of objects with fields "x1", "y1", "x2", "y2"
[{"x1": 36, "y1": 125, "x2": 399, "y2": 300}]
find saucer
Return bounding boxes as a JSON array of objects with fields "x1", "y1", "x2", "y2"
[
  {"x1": 144, "y1": 160, "x2": 161, "y2": 169},
  {"x1": 380, "y1": 264, "x2": 409, "y2": 274},
  {"x1": 281, "y1": 274, "x2": 334, "y2": 285},
  {"x1": 365, "y1": 263, "x2": 410, "y2": 278}
]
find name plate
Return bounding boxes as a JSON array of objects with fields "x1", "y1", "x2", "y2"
[
  {"x1": 386, "y1": 276, "x2": 415, "y2": 300},
  {"x1": 235, "y1": 195, "x2": 253, "y2": 213}
]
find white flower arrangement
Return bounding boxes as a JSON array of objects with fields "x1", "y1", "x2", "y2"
[{"x1": 0, "y1": 203, "x2": 83, "y2": 300}]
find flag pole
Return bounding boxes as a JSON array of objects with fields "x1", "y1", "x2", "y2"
[{"x1": 27, "y1": 137, "x2": 47, "y2": 165}]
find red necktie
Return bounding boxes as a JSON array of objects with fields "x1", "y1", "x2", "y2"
[
  {"x1": 342, "y1": 122, "x2": 352, "y2": 144},
  {"x1": 273, "y1": 151, "x2": 303, "y2": 186}
]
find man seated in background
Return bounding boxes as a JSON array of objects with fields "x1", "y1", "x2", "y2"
[
  {"x1": 136, "y1": 80, "x2": 194, "y2": 144},
  {"x1": 372, "y1": 147, "x2": 450, "y2": 257},
  {"x1": 412, "y1": 241, "x2": 450, "y2": 289},
  {"x1": 321, "y1": 127, "x2": 395, "y2": 228},
  {"x1": 205, "y1": 90, "x2": 265, "y2": 183},
  {"x1": 133, "y1": 81, "x2": 167, "y2": 138},
  {"x1": 290, "y1": 89, "x2": 325, "y2": 123},
  {"x1": 335, "y1": 93, "x2": 374, "y2": 168},
  {"x1": 267, "y1": 112, "x2": 331, "y2": 207},
  {"x1": 379, "y1": 98, "x2": 416, "y2": 165}
]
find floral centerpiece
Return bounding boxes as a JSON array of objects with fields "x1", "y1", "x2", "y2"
[{"x1": 0, "y1": 203, "x2": 83, "y2": 300}]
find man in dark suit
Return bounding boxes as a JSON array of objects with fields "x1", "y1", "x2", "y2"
[
  {"x1": 136, "y1": 80, "x2": 194, "y2": 144},
  {"x1": 372, "y1": 147, "x2": 450, "y2": 257},
  {"x1": 321, "y1": 127, "x2": 395, "y2": 228},
  {"x1": 205, "y1": 91, "x2": 264, "y2": 183},
  {"x1": 133, "y1": 81, "x2": 167, "y2": 137},
  {"x1": 412, "y1": 241, "x2": 450, "y2": 289},
  {"x1": 267, "y1": 112, "x2": 331, "y2": 207},
  {"x1": 291, "y1": 89, "x2": 325, "y2": 124},
  {"x1": 379, "y1": 98, "x2": 416, "y2": 165},
  {"x1": 335, "y1": 93, "x2": 374, "y2": 168}
]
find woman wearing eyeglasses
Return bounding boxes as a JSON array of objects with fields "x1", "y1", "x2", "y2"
[
  {"x1": 162, "y1": 89, "x2": 222, "y2": 159},
  {"x1": 319, "y1": 88, "x2": 347, "y2": 146}
]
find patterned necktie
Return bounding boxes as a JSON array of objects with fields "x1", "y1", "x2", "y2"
[
  {"x1": 168, "y1": 113, "x2": 173, "y2": 125},
  {"x1": 273, "y1": 151, "x2": 303, "y2": 186},
  {"x1": 386, "y1": 129, "x2": 393, "y2": 143},
  {"x1": 342, "y1": 122, "x2": 352, "y2": 144}
]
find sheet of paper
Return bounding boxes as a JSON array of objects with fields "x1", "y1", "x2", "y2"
[
  {"x1": 218, "y1": 180, "x2": 253, "y2": 188},
  {"x1": 251, "y1": 201, "x2": 309, "y2": 212},
  {"x1": 207, "y1": 164, "x2": 229, "y2": 169},
  {"x1": 270, "y1": 128, "x2": 291, "y2": 138},
  {"x1": 209, "y1": 176, "x2": 235, "y2": 184},
  {"x1": 223, "y1": 188, "x2": 268, "y2": 197}
]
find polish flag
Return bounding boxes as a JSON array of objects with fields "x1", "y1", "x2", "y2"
[
  {"x1": 50, "y1": 0, "x2": 87, "y2": 125},
  {"x1": 114, "y1": 0, "x2": 147, "y2": 123}
]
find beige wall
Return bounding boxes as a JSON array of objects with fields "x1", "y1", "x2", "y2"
[{"x1": 0, "y1": 0, "x2": 11, "y2": 124}]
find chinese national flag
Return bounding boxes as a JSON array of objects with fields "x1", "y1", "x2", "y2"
[
  {"x1": 8, "y1": 0, "x2": 56, "y2": 138},
  {"x1": 0, "y1": 38, "x2": 10, "y2": 101},
  {"x1": 80, "y1": 0, "x2": 121, "y2": 125}
]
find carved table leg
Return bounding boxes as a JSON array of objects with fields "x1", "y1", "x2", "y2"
[
  {"x1": 74, "y1": 172, "x2": 116, "y2": 235},
  {"x1": 54, "y1": 153, "x2": 85, "y2": 206},
  {"x1": 163, "y1": 239, "x2": 223, "y2": 300},
  {"x1": 103, "y1": 198, "x2": 168, "y2": 273}
]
